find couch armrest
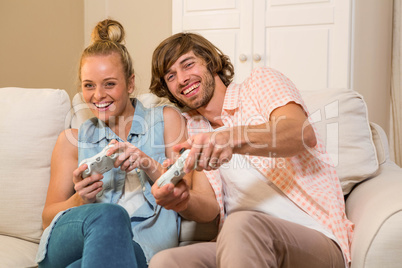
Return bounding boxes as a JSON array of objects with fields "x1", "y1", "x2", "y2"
[
  {"x1": 370, "y1": 122, "x2": 390, "y2": 165},
  {"x1": 346, "y1": 161, "x2": 402, "y2": 268}
]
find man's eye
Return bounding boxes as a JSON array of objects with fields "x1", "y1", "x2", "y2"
[
  {"x1": 185, "y1": 62, "x2": 194, "y2": 68},
  {"x1": 166, "y1": 74, "x2": 174, "y2": 82}
]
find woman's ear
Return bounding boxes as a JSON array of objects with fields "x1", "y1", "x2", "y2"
[{"x1": 128, "y1": 74, "x2": 135, "y2": 94}]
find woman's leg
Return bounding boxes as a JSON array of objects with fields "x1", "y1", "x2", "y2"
[{"x1": 39, "y1": 203, "x2": 146, "y2": 268}]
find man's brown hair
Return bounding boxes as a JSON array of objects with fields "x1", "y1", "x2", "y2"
[{"x1": 150, "y1": 32, "x2": 234, "y2": 107}]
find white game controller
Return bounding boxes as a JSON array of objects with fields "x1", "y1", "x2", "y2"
[
  {"x1": 157, "y1": 149, "x2": 191, "y2": 187},
  {"x1": 80, "y1": 144, "x2": 120, "y2": 179}
]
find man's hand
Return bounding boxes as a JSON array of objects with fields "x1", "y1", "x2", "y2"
[
  {"x1": 152, "y1": 159, "x2": 190, "y2": 212},
  {"x1": 152, "y1": 180, "x2": 190, "y2": 212},
  {"x1": 174, "y1": 130, "x2": 233, "y2": 173}
]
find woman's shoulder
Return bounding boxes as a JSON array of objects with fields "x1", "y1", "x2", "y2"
[
  {"x1": 54, "y1": 128, "x2": 79, "y2": 153},
  {"x1": 161, "y1": 105, "x2": 185, "y2": 126}
]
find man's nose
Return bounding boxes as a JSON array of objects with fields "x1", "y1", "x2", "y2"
[{"x1": 177, "y1": 70, "x2": 190, "y2": 85}]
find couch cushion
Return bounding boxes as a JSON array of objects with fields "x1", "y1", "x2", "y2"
[
  {"x1": 300, "y1": 88, "x2": 379, "y2": 194},
  {"x1": 0, "y1": 235, "x2": 38, "y2": 268},
  {"x1": 0, "y1": 87, "x2": 71, "y2": 243}
]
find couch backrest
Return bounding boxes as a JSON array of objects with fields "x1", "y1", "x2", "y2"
[
  {"x1": 0, "y1": 87, "x2": 71, "y2": 243},
  {"x1": 300, "y1": 88, "x2": 380, "y2": 194}
]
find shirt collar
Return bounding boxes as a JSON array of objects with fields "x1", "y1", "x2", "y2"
[
  {"x1": 222, "y1": 82, "x2": 239, "y2": 111},
  {"x1": 130, "y1": 98, "x2": 147, "y2": 135}
]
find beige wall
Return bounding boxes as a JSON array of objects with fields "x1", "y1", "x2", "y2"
[
  {"x1": 0, "y1": 0, "x2": 172, "y2": 100},
  {"x1": 352, "y1": 0, "x2": 393, "y2": 134},
  {"x1": 84, "y1": 0, "x2": 172, "y2": 96},
  {"x1": 0, "y1": 0, "x2": 84, "y2": 100}
]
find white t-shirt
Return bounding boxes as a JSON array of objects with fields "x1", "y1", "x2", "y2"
[
  {"x1": 219, "y1": 154, "x2": 338, "y2": 243},
  {"x1": 117, "y1": 170, "x2": 146, "y2": 217}
]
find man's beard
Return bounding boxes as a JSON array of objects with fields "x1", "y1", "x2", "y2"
[{"x1": 180, "y1": 71, "x2": 216, "y2": 110}]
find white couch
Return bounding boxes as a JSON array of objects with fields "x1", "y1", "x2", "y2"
[{"x1": 0, "y1": 87, "x2": 401, "y2": 268}]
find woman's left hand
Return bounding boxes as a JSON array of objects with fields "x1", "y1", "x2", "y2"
[{"x1": 106, "y1": 140, "x2": 155, "y2": 173}]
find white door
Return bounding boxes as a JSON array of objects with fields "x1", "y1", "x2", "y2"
[
  {"x1": 172, "y1": 0, "x2": 352, "y2": 91},
  {"x1": 173, "y1": 0, "x2": 254, "y2": 83}
]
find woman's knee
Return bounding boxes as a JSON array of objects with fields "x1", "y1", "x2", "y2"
[{"x1": 83, "y1": 203, "x2": 131, "y2": 230}]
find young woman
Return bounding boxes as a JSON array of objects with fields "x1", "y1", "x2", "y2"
[{"x1": 36, "y1": 20, "x2": 219, "y2": 268}]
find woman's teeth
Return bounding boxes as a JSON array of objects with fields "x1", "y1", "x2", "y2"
[
  {"x1": 183, "y1": 83, "x2": 200, "y2": 95},
  {"x1": 94, "y1": 102, "x2": 112, "y2": 108}
]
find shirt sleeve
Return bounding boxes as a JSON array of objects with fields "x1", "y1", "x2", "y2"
[{"x1": 247, "y1": 67, "x2": 308, "y2": 119}]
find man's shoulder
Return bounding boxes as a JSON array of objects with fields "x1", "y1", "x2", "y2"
[{"x1": 248, "y1": 66, "x2": 285, "y2": 79}]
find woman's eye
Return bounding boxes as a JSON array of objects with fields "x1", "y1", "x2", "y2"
[
  {"x1": 83, "y1": 83, "x2": 94, "y2": 89},
  {"x1": 105, "y1": 82, "x2": 115, "y2": 88}
]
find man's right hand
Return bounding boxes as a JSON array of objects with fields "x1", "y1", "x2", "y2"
[{"x1": 174, "y1": 129, "x2": 233, "y2": 173}]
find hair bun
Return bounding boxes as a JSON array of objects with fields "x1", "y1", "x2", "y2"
[{"x1": 91, "y1": 19, "x2": 125, "y2": 44}]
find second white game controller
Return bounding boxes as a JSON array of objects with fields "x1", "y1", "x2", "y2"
[
  {"x1": 80, "y1": 144, "x2": 120, "y2": 179},
  {"x1": 157, "y1": 149, "x2": 191, "y2": 187}
]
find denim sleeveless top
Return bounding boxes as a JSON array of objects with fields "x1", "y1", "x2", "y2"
[{"x1": 36, "y1": 99, "x2": 179, "y2": 264}]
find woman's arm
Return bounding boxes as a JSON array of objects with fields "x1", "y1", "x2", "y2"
[
  {"x1": 105, "y1": 106, "x2": 187, "y2": 182},
  {"x1": 42, "y1": 129, "x2": 104, "y2": 229}
]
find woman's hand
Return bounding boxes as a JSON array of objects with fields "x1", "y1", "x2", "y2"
[
  {"x1": 72, "y1": 163, "x2": 104, "y2": 204},
  {"x1": 106, "y1": 140, "x2": 161, "y2": 179}
]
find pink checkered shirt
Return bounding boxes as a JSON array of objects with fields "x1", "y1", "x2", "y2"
[{"x1": 182, "y1": 67, "x2": 353, "y2": 266}]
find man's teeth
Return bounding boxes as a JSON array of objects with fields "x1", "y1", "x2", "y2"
[
  {"x1": 94, "y1": 102, "x2": 111, "y2": 108},
  {"x1": 183, "y1": 83, "x2": 200, "y2": 95}
]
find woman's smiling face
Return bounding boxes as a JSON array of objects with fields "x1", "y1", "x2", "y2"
[{"x1": 81, "y1": 52, "x2": 134, "y2": 123}]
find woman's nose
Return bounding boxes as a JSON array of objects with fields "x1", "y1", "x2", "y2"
[{"x1": 94, "y1": 86, "x2": 106, "y2": 99}]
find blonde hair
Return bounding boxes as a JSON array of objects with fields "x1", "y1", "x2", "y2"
[{"x1": 78, "y1": 19, "x2": 134, "y2": 84}]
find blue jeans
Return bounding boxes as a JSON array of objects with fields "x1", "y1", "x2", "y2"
[{"x1": 38, "y1": 203, "x2": 147, "y2": 268}]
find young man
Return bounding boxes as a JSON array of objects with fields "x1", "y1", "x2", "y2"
[{"x1": 149, "y1": 32, "x2": 353, "y2": 268}]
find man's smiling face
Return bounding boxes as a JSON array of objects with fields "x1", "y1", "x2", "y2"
[{"x1": 164, "y1": 51, "x2": 215, "y2": 110}]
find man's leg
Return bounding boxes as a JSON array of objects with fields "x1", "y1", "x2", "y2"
[
  {"x1": 149, "y1": 242, "x2": 216, "y2": 268},
  {"x1": 39, "y1": 203, "x2": 146, "y2": 268},
  {"x1": 217, "y1": 211, "x2": 344, "y2": 268}
]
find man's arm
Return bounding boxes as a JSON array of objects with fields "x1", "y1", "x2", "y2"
[
  {"x1": 151, "y1": 106, "x2": 220, "y2": 223},
  {"x1": 152, "y1": 169, "x2": 219, "y2": 223},
  {"x1": 178, "y1": 102, "x2": 317, "y2": 173},
  {"x1": 234, "y1": 102, "x2": 316, "y2": 156}
]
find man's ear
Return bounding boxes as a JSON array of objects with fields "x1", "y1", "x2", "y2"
[{"x1": 128, "y1": 74, "x2": 135, "y2": 94}]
